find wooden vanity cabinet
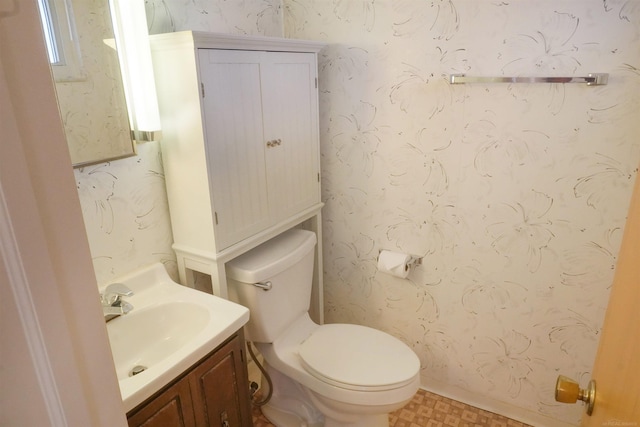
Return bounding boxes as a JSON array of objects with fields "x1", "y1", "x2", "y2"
[{"x1": 127, "y1": 331, "x2": 253, "y2": 427}]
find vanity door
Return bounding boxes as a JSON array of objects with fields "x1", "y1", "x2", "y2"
[
  {"x1": 189, "y1": 334, "x2": 253, "y2": 427},
  {"x1": 127, "y1": 377, "x2": 196, "y2": 427}
]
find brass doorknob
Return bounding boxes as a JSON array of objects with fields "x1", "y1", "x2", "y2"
[{"x1": 555, "y1": 375, "x2": 596, "y2": 416}]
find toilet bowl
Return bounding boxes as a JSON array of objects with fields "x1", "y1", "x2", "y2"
[{"x1": 226, "y1": 229, "x2": 420, "y2": 427}]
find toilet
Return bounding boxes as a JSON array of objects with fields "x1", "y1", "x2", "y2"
[{"x1": 226, "y1": 229, "x2": 421, "y2": 427}]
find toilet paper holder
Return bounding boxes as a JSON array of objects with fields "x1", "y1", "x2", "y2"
[
  {"x1": 411, "y1": 255, "x2": 422, "y2": 266},
  {"x1": 405, "y1": 255, "x2": 422, "y2": 269},
  {"x1": 377, "y1": 250, "x2": 423, "y2": 270}
]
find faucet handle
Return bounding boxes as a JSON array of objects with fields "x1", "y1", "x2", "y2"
[
  {"x1": 105, "y1": 282, "x2": 133, "y2": 296},
  {"x1": 102, "y1": 283, "x2": 134, "y2": 305}
]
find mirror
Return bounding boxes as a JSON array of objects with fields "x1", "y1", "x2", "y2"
[{"x1": 42, "y1": 0, "x2": 135, "y2": 167}]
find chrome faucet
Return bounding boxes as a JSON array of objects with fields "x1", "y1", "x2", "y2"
[{"x1": 100, "y1": 283, "x2": 134, "y2": 321}]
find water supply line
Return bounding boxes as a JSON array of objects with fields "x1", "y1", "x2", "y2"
[{"x1": 247, "y1": 341, "x2": 273, "y2": 406}]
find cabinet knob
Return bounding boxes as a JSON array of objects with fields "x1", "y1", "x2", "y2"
[
  {"x1": 220, "y1": 410, "x2": 229, "y2": 427},
  {"x1": 266, "y1": 138, "x2": 282, "y2": 148}
]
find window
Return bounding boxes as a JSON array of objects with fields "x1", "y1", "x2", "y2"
[{"x1": 37, "y1": 0, "x2": 85, "y2": 81}]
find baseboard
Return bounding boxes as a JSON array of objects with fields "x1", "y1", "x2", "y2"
[{"x1": 420, "y1": 382, "x2": 578, "y2": 427}]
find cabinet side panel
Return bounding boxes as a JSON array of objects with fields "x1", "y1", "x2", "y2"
[
  {"x1": 151, "y1": 43, "x2": 217, "y2": 254},
  {"x1": 261, "y1": 52, "x2": 320, "y2": 222},
  {"x1": 199, "y1": 49, "x2": 271, "y2": 251}
]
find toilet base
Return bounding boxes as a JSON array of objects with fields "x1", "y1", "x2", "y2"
[
  {"x1": 305, "y1": 388, "x2": 391, "y2": 427},
  {"x1": 261, "y1": 404, "x2": 323, "y2": 427},
  {"x1": 259, "y1": 362, "x2": 391, "y2": 427},
  {"x1": 261, "y1": 363, "x2": 324, "y2": 427}
]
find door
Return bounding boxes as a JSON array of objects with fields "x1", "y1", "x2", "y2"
[
  {"x1": 198, "y1": 48, "x2": 320, "y2": 250},
  {"x1": 190, "y1": 335, "x2": 253, "y2": 427},
  {"x1": 127, "y1": 379, "x2": 196, "y2": 427},
  {"x1": 261, "y1": 51, "x2": 321, "y2": 222},
  {"x1": 580, "y1": 168, "x2": 640, "y2": 425},
  {"x1": 199, "y1": 49, "x2": 271, "y2": 250}
]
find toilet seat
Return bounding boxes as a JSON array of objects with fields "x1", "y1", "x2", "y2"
[{"x1": 298, "y1": 324, "x2": 420, "y2": 392}]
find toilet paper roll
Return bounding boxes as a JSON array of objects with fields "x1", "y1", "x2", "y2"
[{"x1": 377, "y1": 250, "x2": 412, "y2": 279}]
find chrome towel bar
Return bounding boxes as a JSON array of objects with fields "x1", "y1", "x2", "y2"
[{"x1": 449, "y1": 73, "x2": 608, "y2": 86}]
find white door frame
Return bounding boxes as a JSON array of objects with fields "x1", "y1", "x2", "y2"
[{"x1": 0, "y1": 1, "x2": 126, "y2": 425}]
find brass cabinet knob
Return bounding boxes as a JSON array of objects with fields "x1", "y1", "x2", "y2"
[{"x1": 555, "y1": 375, "x2": 596, "y2": 416}]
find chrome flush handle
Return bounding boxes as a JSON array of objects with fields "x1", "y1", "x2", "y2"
[{"x1": 253, "y1": 281, "x2": 272, "y2": 291}]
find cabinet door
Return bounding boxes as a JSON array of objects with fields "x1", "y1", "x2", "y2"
[
  {"x1": 261, "y1": 52, "x2": 320, "y2": 222},
  {"x1": 127, "y1": 377, "x2": 196, "y2": 427},
  {"x1": 198, "y1": 49, "x2": 271, "y2": 250},
  {"x1": 190, "y1": 335, "x2": 252, "y2": 427}
]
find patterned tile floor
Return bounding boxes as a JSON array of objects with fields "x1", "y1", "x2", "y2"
[{"x1": 251, "y1": 388, "x2": 533, "y2": 427}]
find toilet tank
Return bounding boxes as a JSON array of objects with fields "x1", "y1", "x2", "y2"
[{"x1": 226, "y1": 229, "x2": 317, "y2": 343}]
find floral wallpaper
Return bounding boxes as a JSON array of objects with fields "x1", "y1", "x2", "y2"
[
  {"x1": 284, "y1": 1, "x2": 640, "y2": 426},
  {"x1": 74, "y1": 142, "x2": 177, "y2": 285},
  {"x1": 73, "y1": 0, "x2": 640, "y2": 426}
]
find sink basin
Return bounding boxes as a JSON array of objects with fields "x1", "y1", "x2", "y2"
[
  {"x1": 101, "y1": 263, "x2": 249, "y2": 412},
  {"x1": 107, "y1": 301, "x2": 209, "y2": 381}
]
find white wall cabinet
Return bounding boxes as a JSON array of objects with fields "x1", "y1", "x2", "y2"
[
  {"x1": 199, "y1": 49, "x2": 320, "y2": 249},
  {"x1": 150, "y1": 32, "x2": 324, "y2": 322}
]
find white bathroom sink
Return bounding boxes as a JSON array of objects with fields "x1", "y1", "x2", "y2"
[
  {"x1": 107, "y1": 301, "x2": 209, "y2": 381},
  {"x1": 101, "y1": 263, "x2": 249, "y2": 412}
]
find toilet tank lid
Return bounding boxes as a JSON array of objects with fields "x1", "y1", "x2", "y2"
[{"x1": 226, "y1": 229, "x2": 317, "y2": 283}]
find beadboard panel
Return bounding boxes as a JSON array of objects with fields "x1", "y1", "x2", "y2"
[
  {"x1": 262, "y1": 53, "x2": 320, "y2": 222},
  {"x1": 201, "y1": 50, "x2": 271, "y2": 249}
]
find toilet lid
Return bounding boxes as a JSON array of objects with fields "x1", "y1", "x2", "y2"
[{"x1": 298, "y1": 324, "x2": 419, "y2": 391}]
